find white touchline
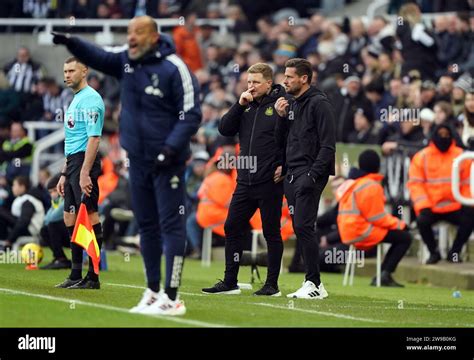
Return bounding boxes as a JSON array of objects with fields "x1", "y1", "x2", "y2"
[
  {"x1": 254, "y1": 303, "x2": 387, "y2": 323},
  {"x1": 0, "y1": 287, "x2": 227, "y2": 328}
]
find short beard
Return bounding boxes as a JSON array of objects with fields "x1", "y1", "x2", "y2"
[
  {"x1": 286, "y1": 84, "x2": 302, "y2": 95},
  {"x1": 128, "y1": 43, "x2": 153, "y2": 60}
]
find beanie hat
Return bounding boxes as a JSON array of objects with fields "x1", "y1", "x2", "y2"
[{"x1": 358, "y1": 149, "x2": 380, "y2": 174}]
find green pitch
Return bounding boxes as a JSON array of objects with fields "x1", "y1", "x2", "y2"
[{"x1": 1, "y1": 250, "x2": 473, "y2": 328}]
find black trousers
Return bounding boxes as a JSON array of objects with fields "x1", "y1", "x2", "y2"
[
  {"x1": 40, "y1": 221, "x2": 70, "y2": 260},
  {"x1": 416, "y1": 207, "x2": 474, "y2": 255},
  {"x1": 284, "y1": 172, "x2": 329, "y2": 286},
  {"x1": 380, "y1": 229, "x2": 412, "y2": 273},
  {"x1": 224, "y1": 180, "x2": 284, "y2": 287}
]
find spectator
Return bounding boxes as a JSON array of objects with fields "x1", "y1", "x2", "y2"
[
  {"x1": 0, "y1": 121, "x2": 34, "y2": 183},
  {"x1": 0, "y1": 71, "x2": 21, "y2": 126},
  {"x1": 22, "y1": 0, "x2": 53, "y2": 18},
  {"x1": 106, "y1": 0, "x2": 123, "y2": 19},
  {"x1": 347, "y1": 107, "x2": 379, "y2": 145},
  {"x1": 419, "y1": 107, "x2": 435, "y2": 137},
  {"x1": 462, "y1": 91, "x2": 474, "y2": 149},
  {"x1": 97, "y1": 2, "x2": 111, "y2": 19},
  {"x1": 292, "y1": 23, "x2": 317, "y2": 59},
  {"x1": 435, "y1": 75, "x2": 453, "y2": 102},
  {"x1": 345, "y1": 18, "x2": 368, "y2": 69},
  {"x1": 452, "y1": 77, "x2": 470, "y2": 116},
  {"x1": 42, "y1": 77, "x2": 73, "y2": 123},
  {"x1": 420, "y1": 80, "x2": 437, "y2": 109},
  {"x1": 189, "y1": 146, "x2": 236, "y2": 258},
  {"x1": 172, "y1": 11, "x2": 204, "y2": 72},
  {"x1": 331, "y1": 75, "x2": 372, "y2": 142},
  {"x1": 396, "y1": 3, "x2": 438, "y2": 80},
  {"x1": 408, "y1": 124, "x2": 474, "y2": 264},
  {"x1": 434, "y1": 15, "x2": 463, "y2": 71},
  {"x1": 0, "y1": 176, "x2": 45, "y2": 250},
  {"x1": 381, "y1": 118, "x2": 426, "y2": 157},
  {"x1": 185, "y1": 150, "x2": 209, "y2": 211},
  {"x1": 337, "y1": 150, "x2": 411, "y2": 287},
  {"x1": 39, "y1": 174, "x2": 71, "y2": 270},
  {"x1": 3, "y1": 47, "x2": 44, "y2": 94}
]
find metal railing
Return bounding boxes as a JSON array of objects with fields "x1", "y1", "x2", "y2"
[
  {"x1": 452, "y1": 152, "x2": 474, "y2": 206},
  {"x1": 0, "y1": 18, "x2": 234, "y2": 45},
  {"x1": 25, "y1": 121, "x2": 64, "y2": 186}
]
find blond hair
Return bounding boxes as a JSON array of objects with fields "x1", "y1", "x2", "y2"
[{"x1": 247, "y1": 63, "x2": 273, "y2": 81}]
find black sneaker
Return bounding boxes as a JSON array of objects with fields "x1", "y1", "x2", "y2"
[
  {"x1": 55, "y1": 277, "x2": 82, "y2": 288},
  {"x1": 40, "y1": 259, "x2": 71, "y2": 270},
  {"x1": 426, "y1": 251, "x2": 441, "y2": 265},
  {"x1": 253, "y1": 284, "x2": 281, "y2": 297},
  {"x1": 370, "y1": 274, "x2": 404, "y2": 287},
  {"x1": 202, "y1": 280, "x2": 241, "y2": 294},
  {"x1": 68, "y1": 277, "x2": 100, "y2": 289}
]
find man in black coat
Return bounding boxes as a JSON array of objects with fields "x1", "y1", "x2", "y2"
[
  {"x1": 202, "y1": 63, "x2": 286, "y2": 296},
  {"x1": 275, "y1": 58, "x2": 336, "y2": 299}
]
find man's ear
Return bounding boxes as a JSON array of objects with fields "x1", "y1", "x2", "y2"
[{"x1": 301, "y1": 75, "x2": 308, "y2": 85}]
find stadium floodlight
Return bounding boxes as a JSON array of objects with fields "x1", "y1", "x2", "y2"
[{"x1": 452, "y1": 151, "x2": 474, "y2": 206}]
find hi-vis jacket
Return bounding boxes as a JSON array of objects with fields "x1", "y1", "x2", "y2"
[
  {"x1": 407, "y1": 141, "x2": 471, "y2": 216},
  {"x1": 336, "y1": 173, "x2": 406, "y2": 251},
  {"x1": 196, "y1": 170, "x2": 236, "y2": 237}
]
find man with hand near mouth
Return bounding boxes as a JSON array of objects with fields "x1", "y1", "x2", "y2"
[{"x1": 202, "y1": 63, "x2": 286, "y2": 297}]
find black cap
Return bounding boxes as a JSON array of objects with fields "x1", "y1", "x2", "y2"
[{"x1": 358, "y1": 150, "x2": 380, "y2": 174}]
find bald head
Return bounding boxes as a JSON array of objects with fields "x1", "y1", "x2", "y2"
[{"x1": 127, "y1": 16, "x2": 159, "y2": 60}]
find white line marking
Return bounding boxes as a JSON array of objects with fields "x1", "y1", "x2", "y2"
[
  {"x1": 254, "y1": 302, "x2": 387, "y2": 323},
  {"x1": 0, "y1": 287, "x2": 227, "y2": 328}
]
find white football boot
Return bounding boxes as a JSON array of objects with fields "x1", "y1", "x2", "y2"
[
  {"x1": 286, "y1": 281, "x2": 328, "y2": 299},
  {"x1": 139, "y1": 292, "x2": 186, "y2": 316},
  {"x1": 129, "y1": 288, "x2": 162, "y2": 313}
]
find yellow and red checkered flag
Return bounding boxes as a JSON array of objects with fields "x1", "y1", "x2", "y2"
[{"x1": 71, "y1": 202, "x2": 100, "y2": 274}]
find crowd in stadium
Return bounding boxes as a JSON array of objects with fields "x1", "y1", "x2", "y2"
[{"x1": 0, "y1": 0, "x2": 473, "y2": 272}]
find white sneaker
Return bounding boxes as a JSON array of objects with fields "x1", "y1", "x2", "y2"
[
  {"x1": 139, "y1": 292, "x2": 186, "y2": 316},
  {"x1": 129, "y1": 288, "x2": 161, "y2": 313},
  {"x1": 286, "y1": 281, "x2": 328, "y2": 299}
]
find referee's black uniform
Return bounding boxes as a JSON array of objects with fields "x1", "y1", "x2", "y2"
[
  {"x1": 219, "y1": 84, "x2": 286, "y2": 289},
  {"x1": 276, "y1": 86, "x2": 336, "y2": 287}
]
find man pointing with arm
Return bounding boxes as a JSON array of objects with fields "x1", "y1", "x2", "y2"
[{"x1": 52, "y1": 16, "x2": 201, "y2": 315}]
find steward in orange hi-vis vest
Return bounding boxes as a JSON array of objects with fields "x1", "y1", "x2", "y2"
[
  {"x1": 337, "y1": 173, "x2": 405, "y2": 251},
  {"x1": 337, "y1": 150, "x2": 411, "y2": 287},
  {"x1": 407, "y1": 124, "x2": 474, "y2": 264}
]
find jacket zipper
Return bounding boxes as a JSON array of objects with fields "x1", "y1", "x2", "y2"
[{"x1": 248, "y1": 103, "x2": 261, "y2": 186}]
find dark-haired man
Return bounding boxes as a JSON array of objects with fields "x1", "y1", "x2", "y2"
[
  {"x1": 275, "y1": 58, "x2": 336, "y2": 299},
  {"x1": 55, "y1": 57, "x2": 104, "y2": 290}
]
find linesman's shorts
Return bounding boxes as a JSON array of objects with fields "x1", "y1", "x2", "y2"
[{"x1": 64, "y1": 151, "x2": 101, "y2": 214}]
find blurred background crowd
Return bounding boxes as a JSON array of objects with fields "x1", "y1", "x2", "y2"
[{"x1": 0, "y1": 0, "x2": 473, "y2": 268}]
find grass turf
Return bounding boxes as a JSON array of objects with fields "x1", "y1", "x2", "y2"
[{"x1": 0, "y1": 249, "x2": 473, "y2": 328}]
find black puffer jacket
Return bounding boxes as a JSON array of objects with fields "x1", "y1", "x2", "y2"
[
  {"x1": 275, "y1": 86, "x2": 336, "y2": 179},
  {"x1": 218, "y1": 84, "x2": 286, "y2": 185}
]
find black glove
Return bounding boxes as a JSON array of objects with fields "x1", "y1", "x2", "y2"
[
  {"x1": 51, "y1": 31, "x2": 71, "y2": 45},
  {"x1": 154, "y1": 146, "x2": 176, "y2": 171}
]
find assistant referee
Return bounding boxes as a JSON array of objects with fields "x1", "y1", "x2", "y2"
[{"x1": 55, "y1": 57, "x2": 104, "y2": 290}]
